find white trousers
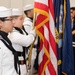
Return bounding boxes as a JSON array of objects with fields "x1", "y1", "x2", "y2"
[{"x1": 20, "y1": 64, "x2": 27, "y2": 75}]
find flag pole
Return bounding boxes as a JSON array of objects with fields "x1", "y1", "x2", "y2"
[{"x1": 26, "y1": 12, "x2": 37, "y2": 74}]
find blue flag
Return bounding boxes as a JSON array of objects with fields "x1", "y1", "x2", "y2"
[
  {"x1": 54, "y1": 0, "x2": 74, "y2": 75},
  {"x1": 62, "y1": 0, "x2": 74, "y2": 74},
  {"x1": 54, "y1": 0, "x2": 64, "y2": 75}
]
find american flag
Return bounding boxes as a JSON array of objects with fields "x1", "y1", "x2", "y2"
[{"x1": 34, "y1": 0, "x2": 57, "y2": 75}]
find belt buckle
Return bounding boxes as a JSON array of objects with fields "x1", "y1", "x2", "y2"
[{"x1": 21, "y1": 60, "x2": 24, "y2": 65}]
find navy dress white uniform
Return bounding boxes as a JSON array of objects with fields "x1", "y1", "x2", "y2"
[
  {"x1": 23, "y1": 4, "x2": 34, "y2": 33},
  {"x1": 0, "y1": 33, "x2": 18, "y2": 75},
  {"x1": 8, "y1": 8, "x2": 36, "y2": 75},
  {"x1": 23, "y1": 4, "x2": 38, "y2": 75},
  {"x1": 0, "y1": 6, "x2": 18, "y2": 75}
]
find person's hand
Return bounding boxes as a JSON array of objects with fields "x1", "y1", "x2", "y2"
[{"x1": 30, "y1": 28, "x2": 36, "y2": 37}]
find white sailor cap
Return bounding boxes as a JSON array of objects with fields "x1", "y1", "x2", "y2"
[
  {"x1": 24, "y1": 4, "x2": 34, "y2": 11},
  {"x1": 0, "y1": 6, "x2": 12, "y2": 17},
  {"x1": 12, "y1": 8, "x2": 23, "y2": 16}
]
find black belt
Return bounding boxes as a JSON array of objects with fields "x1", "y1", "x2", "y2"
[
  {"x1": 17, "y1": 52, "x2": 26, "y2": 64},
  {"x1": 19, "y1": 60, "x2": 25, "y2": 65}
]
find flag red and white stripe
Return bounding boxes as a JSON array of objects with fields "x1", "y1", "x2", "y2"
[{"x1": 34, "y1": 0, "x2": 57, "y2": 75}]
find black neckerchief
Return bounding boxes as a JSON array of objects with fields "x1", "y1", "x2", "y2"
[
  {"x1": 14, "y1": 27, "x2": 23, "y2": 34},
  {"x1": 22, "y1": 26, "x2": 28, "y2": 35},
  {"x1": 0, "y1": 31, "x2": 20, "y2": 75},
  {"x1": 29, "y1": 17, "x2": 33, "y2": 22}
]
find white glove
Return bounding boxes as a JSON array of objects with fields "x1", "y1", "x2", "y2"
[{"x1": 29, "y1": 29, "x2": 36, "y2": 37}]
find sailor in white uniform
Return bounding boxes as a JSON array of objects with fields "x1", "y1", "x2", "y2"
[
  {"x1": 0, "y1": 6, "x2": 18, "y2": 75},
  {"x1": 23, "y1": 4, "x2": 38, "y2": 75},
  {"x1": 23, "y1": 4, "x2": 34, "y2": 33},
  {"x1": 8, "y1": 8, "x2": 36, "y2": 75}
]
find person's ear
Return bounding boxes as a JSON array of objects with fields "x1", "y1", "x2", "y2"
[{"x1": 0, "y1": 20, "x2": 3, "y2": 29}]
